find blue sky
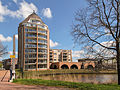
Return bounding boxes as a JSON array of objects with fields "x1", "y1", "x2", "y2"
[{"x1": 0, "y1": 0, "x2": 87, "y2": 61}]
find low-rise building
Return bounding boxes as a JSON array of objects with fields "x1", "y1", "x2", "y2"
[
  {"x1": 2, "y1": 58, "x2": 18, "y2": 70},
  {"x1": 78, "y1": 57, "x2": 117, "y2": 70}
]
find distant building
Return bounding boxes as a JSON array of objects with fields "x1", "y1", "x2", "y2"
[
  {"x1": 78, "y1": 57, "x2": 117, "y2": 70},
  {"x1": 18, "y1": 12, "x2": 50, "y2": 71},
  {"x1": 2, "y1": 58, "x2": 18, "y2": 70},
  {"x1": 49, "y1": 49, "x2": 72, "y2": 63}
]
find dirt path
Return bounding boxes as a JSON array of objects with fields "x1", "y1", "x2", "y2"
[{"x1": 0, "y1": 82, "x2": 74, "y2": 90}]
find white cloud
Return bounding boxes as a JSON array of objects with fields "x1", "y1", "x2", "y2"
[
  {"x1": 13, "y1": 0, "x2": 17, "y2": 3},
  {"x1": 100, "y1": 41, "x2": 116, "y2": 47},
  {"x1": 0, "y1": 1, "x2": 9, "y2": 21},
  {"x1": 87, "y1": 41, "x2": 116, "y2": 58},
  {"x1": 72, "y1": 41, "x2": 116, "y2": 60},
  {"x1": 72, "y1": 50, "x2": 84, "y2": 58},
  {"x1": 8, "y1": 51, "x2": 18, "y2": 55},
  {"x1": 8, "y1": 51, "x2": 12, "y2": 55},
  {"x1": 0, "y1": 57, "x2": 3, "y2": 61},
  {"x1": 50, "y1": 40, "x2": 59, "y2": 48},
  {"x1": 0, "y1": 15, "x2": 4, "y2": 22},
  {"x1": 105, "y1": 28, "x2": 111, "y2": 35},
  {"x1": 0, "y1": 0, "x2": 38, "y2": 22},
  {"x1": 0, "y1": 34, "x2": 12, "y2": 42},
  {"x1": 15, "y1": 0, "x2": 38, "y2": 18},
  {"x1": 15, "y1": 34, "x2": 18, "y2": 40},
  {"x1": 42, "y1": 8, "x2": 52, "y2": 18}
]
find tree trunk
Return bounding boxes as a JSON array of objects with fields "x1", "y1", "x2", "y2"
[{"x1": 117, "y1": 41, "x2": 120, "y2": 85}]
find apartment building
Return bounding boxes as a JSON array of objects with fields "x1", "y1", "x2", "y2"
[
  {"x1": 49, "y1": 49, "x2": 72, "y2": 63},
  {"x1": 18, "y1": 12, "x2": 50, "y2": 71}
]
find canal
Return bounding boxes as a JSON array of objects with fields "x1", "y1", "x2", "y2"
[{"x1": 37, "y1": 74, "x2": 117, "y2": 84}]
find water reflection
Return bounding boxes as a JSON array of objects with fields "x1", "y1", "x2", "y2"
[{"x1": 34, "y1": 74, "x2": 117, "y2": 84}]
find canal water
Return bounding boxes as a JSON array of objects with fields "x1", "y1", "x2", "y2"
[{"x1": 38, "y1": 74, "x2": 117, "y2": 84}]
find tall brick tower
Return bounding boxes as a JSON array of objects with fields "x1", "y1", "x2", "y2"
[{"x1": 18, "y1": 12, "x2": 50, "y2": 71}]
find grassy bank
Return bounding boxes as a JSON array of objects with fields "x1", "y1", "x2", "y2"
[
  {"x1": 13, "y1": 79, "x2": 120, "y2": 90},
  {"x1": 15, "y1": 69, "x2": 117, "y2": 79}
]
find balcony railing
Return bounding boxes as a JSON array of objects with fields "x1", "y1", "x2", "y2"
[
  {"x1": 38, "y1": 30, "x2": 47, "y2": 34},
  {"x1": 38, "y1": 25, "x2": 47, "y2": 30},
  {"x1": 25, "y1": 28, "x2": 36, "y2": 32},
  {"x1": 38, "y1": 45, "x2": 47, "y2": 48},
  {"x1": 38, "y1": 40, "x2": 47, "y2": 44},
  {"x1": 25, "y1": 44, "x2": 37, "y2": 48},
  {"x1": 38, "y1": 35, "x2": 47, "y2": 39},
  {"x1": 25, "y1": 50, "x2": 37, "y2": 53},
  {"x1": 26, "y1": 39, "x2": 37, "y2": 43},
  {"x1": 25, "y1": 51, "x2": 37, "y2": 53},
  {"x1": 24, "y1": 23, "x2": 37, "y2": 27},
  {"x1": 38, "y1": 60, "x2": 47, "y2": 64},
  {"x1": 26, "y1": 35, "x2": 37, "y2": 37}
]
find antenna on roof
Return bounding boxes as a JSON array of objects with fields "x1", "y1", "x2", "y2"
[{"x1": 33, "y1": 10, "x2": 36, "y2": 14}]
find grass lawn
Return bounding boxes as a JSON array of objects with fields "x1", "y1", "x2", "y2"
[{"x1": 13, "y1": 79, "x2": 120, "y2": 90}]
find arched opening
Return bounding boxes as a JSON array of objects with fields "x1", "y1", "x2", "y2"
[
  {"x1": 70, "y1": 64, "x2": 78, "y2": 69},
  {"x1": 81, "y1": 64, "x2": 84, "y2": 69},
  {"x1": 50, "y1": 64, "x2": 58, "y2": 69},
  {"x1": 87, "y1": 65, "x2": 94, "y2": 70},
  {"x1": 61, "y1": 64, "x2": 69, "y2": 69},
  {"x1": 53, "y1": 65, "x2": 58, "y2": 69}
]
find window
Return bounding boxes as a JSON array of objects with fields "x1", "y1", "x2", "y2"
[
  {"x1": 38, "y1": 64, "x2": 47, "y2": 68},
  {"x1": 54, "y1": 59, "x2": 56, "y2": 61}
]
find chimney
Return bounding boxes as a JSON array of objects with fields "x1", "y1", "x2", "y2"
[{"x1": 13, "y1": 35, "x2": 15, "y2": 57}]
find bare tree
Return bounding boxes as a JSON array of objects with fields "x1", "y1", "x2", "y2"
[
  {"x1": 0, "y1": 41, "x2": 8, "y2": 58},
  {"x1": 72, "y1": 0, "x2": 120, "y2": 84}
]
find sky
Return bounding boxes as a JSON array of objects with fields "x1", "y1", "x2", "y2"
[{"x1": 0, "y1": 0, "x2": 88, "y2": 61}]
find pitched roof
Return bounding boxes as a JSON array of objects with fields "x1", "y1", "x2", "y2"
[{"x1": 19, "y1": 12, "x2": 44, "y2": 25}]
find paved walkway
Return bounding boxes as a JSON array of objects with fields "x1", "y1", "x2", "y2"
[
  {"x1": 0, "y1": 70, "x2": 10, "y2": 82},
  {"x1": 0, "y1": 82, "x2": 74, "y2": 90},
  {"x1": 0, "y1": 70, "x2": 74, "y2": 90}
]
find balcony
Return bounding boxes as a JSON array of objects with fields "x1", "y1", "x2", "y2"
[
  {"x1": 63, "y1": 59, "x2": 67, "y2": 62},
  {"x1": 38, "y1": 30, "x2": 47, "y2": 35},
  {"x1": 38, "y1": 40, "x2": 47, "y2": 45},
  {"x1": 63, "y1": 50, "x2": 68, "y2": 53},
  {"x1": 63, "y1": 56, "x2": 67, "y2": 59},
  {"x1": 25, "y1": 28, "x2": 37, "y2": 33},
  {"x1": 24, "y1": 23, "x2": 37, "y2": 27},
  {"x1": 38, "y1": 60, "x2": 47, "y2": 64},
  {"x1": 38, "y1": 52, "x2": 47, "y2": 54},
  {"x1": 25, "y1": 63, "x2": 36, "y2": 65},
  {"x1": 26, "y1": 47, "x2": 37, "y2": 49},
  {"x1": 37, "y1": 25, "x2": 47, "y2": 30},
  {"x1": 25, "y1": 52, "x2": 37, "y2": 54},
  {"x1": 25, "y1": 49, "x2": 37, "y2": 53},
  {"x1": 38, "y1": 35, "x2": 47, "y2": 40},
  {"x1": 63, "y1": 53, "x2": 67, "y2": 56},
  {"x1": 38, "y1": 57, "x2": 47, "y2": 59},
  {"x1": 38, "y1": 45, "x2": 47, "y2": 49},
  {"x1": 25, "y1": 57, "x2": 37, "y2": 59},
  {"x1": 25, "y1": 64, "x2": 36, "y2": 69},
  {"x1": 26, "y1": 35, "x2": 37, "y2": 39},
  {"x1": 25, "y1": 44, "x2": 37, "y2": 48},
  {"x1": 26, "y1": 39, "x2": 37, "y2": 43}
]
